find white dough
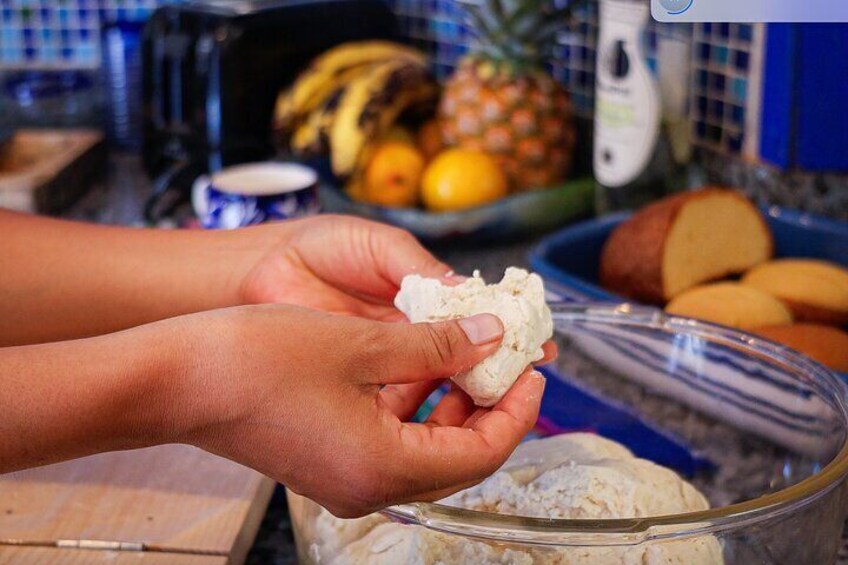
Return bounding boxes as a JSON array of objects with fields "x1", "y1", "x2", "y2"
[
  {"x1": 394, "y1": 267, "x2": 554, "y2": 407},
  {"x1": 443, "y1": 433, "x2": 710, "y2": 520},
  {"x1": 310, "y1": 434, "x2": 723, "y2": 564}
]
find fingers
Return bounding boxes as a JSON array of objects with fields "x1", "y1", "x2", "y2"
[
  {"x1": 539, "y1": 341, "x2": 558, "y2": 364},
  {"x1": 382, "y1": 370, "x2": 545, "y2": 498},
  {"x1": 289, "y1": 216, "x2": 454, "y2": 304},
  {"x1": 425, "y1": 384, "x2": 475, "y2": 427},
  {"x1": 367, "y1": 314, "x2": 504, "y2": 385},
  {"x1": 439, "y1": 273, "x2": 468, "y2": 286},
  {"x1": 379, "y1": 380, "x2": 444, "y2": 421},
  {"x1": 370, "y1": 225, "x2": 452, "y2": 284}
]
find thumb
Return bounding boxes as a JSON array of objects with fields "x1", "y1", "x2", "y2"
[{"x1": 372, "y1": 314, "x2": 504, "y2": 385}]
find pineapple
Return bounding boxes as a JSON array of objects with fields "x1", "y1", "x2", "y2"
[{"x1": 439, "y1": 0, "x2": 577, "y2": 191}]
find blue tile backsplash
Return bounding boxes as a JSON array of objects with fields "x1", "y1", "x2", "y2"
[
  {"x1": 0, "y1": 0, "x2": 158, "y2": 68},
  {"x1": 5, "y1": 0, "x2": 842, "y2": 174}
]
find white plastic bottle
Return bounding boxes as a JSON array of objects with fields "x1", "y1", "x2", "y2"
[{"x1": 594, "y1": 0, "x2": 690, "y2": 211}]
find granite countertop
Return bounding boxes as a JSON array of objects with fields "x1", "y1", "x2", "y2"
[{"x1": 65, "y1": 154, "x2": 848, "y2": 565}]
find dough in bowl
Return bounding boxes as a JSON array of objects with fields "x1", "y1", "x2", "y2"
[
  {"x1": 310, "y1": 433, "x2": 724, "y2": 564},
  {"x1": 394, "y1": 267, "x2": 553, "y2": 407}
]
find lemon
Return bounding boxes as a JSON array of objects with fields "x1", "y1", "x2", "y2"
[{"x1": 421, "y1": 149, "x2": 508, "y2": 212}]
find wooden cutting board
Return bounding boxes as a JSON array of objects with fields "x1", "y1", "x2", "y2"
[
  {"x1": 0, "y1": 445, "x2": 275, "y2": 564},
  {"x1": 0, "y1": 129, "x2": 106, "y2": 214},
  {"x1": 0, "y1": 548, "x2": 227, "y2": 565}
]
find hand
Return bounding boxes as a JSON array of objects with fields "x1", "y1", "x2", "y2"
[
  {"x1": 233, "y1": 215, "x2": 555, "y2": 414},
  {"x1": 237, "y1": 215, "x2": 458, "y2": 321},
  {"x1": 169, "y1": 304, "x2": 545, "y2": 518}
]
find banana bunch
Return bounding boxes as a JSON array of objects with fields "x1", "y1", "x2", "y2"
[{"x1": 274, "y1": 41, "x2": 438, "y2": 178}]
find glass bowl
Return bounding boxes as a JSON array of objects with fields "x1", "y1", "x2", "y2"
[{"x1": 287, "y1": 303, "x2": 848, "y2": 563}]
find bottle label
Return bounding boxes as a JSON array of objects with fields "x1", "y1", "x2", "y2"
[{"x1": 594, "y1": 0, "x2": 661, "y2": 188}]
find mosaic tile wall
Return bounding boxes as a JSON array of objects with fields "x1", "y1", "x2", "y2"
[
  {"x1": 0, "y1": 0, "x2": 158, "y2": 68},
  {"x1": 690, "y1": 23, "x2": 757, "y2": 156},
  {"x1": 550, "y1": 2, "x2": 599, "y2": 118},
  {"x1": 389, "y1": 0, "x2": 601, "y2": 117},
  {"x1": 392, "y1": 0, "x2": 758, "y2": 154},
  {"x1": 0, "y1": 0, "x2": 759, "y2": 157}
]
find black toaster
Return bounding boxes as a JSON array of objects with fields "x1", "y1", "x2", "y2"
[{"x1": 141, "y1": 0, "x2": 398, "y2": 219}]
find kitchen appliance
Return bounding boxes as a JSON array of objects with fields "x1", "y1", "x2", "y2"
[
  {"x1": 102, "y1": 19, "x2": 145, "y2": 150},
  {"x1": 141, "y1": 0, "x2": 398, "y2": 221}
]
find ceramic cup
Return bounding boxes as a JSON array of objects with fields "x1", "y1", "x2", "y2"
[{"x1": 192, "y1": 162, "x2": 320, "y2": 229}]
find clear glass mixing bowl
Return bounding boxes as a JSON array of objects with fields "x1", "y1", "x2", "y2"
[{"x1": 288, "y1": 303, "x2": 848, "y2": 563}]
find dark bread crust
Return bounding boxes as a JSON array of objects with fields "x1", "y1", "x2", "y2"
[
  {"x1": 780, "y1": 299, "x2": 848, "y2": 326},
  {"x1": 600, "y1": 192, "x2": 687, "y2": 304},
  {"x1": 754, "y1": 324, "x2": 848, "y2": 372},
  {"x1": 599, "y1": 188, "x2": 773, "y2": 305}
]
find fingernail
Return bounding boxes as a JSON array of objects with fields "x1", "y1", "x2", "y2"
[
  {"x1": 529, "y1": 370, "x2": 547, "y2": 396},
  {"x1": 441, "y1": 271, "x2": 468, "y2": 285},
  {"x1": 531, "y1": 370, "x2": 546, "y2": 385},
  {"x1": 458, "y1": 314, "x2": 503, "y2": 345}
]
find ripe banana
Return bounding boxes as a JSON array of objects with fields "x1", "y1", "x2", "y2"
[
  {"x1": 289, "y1": 85, "x2": 347, "y2": 156},
  {"x1": 274, "y1": 41, "x2": 426, "y2": 132},
  {"x1": 329, "y1": 60, "x2": 438, "y2": 177}
]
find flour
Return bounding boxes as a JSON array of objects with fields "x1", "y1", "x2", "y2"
[{"x1": 311, "y1": 434, "x2": 723, "y2": 564}]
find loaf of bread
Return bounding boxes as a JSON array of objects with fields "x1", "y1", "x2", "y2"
[
  {"x1": 600, "y1": 188, "x2": 773, "y2": 304},
  {"x1": 754, "y1": 324, "x2": 848, "y2": 373},
  {"x1": 665, "y1": 282, "x2": 793, "y2": 330},
  {"x1": 742, "y1": 259, "x2": 848, "y2": 325}
]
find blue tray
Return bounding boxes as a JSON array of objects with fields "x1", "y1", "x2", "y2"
[{"x1": 530, "y1": 206, "x2": 848, "y2": 381}]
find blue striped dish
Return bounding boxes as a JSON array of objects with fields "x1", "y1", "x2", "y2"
[{"x1": 549, "y1": 304, "x2": 846, "y2": 457}]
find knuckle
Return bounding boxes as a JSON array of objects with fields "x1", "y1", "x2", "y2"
[
  {"x1": 393, "y1": 227, "x2": 418, "y2": 245},
  {"x1": 343, "y1": 323, "x2": 391, "y2": 380},
  {"x1": 419, "y1": 323, "x2": 458, "y2": 370}
]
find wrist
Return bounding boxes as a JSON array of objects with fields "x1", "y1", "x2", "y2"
[
  {"x1": 224, "y1": 224, "x2": 295, "y2": 306},
  {"x1": 101, "y1": 317, "x2": 218, "y2": 448},
  {"x1": 132, "y1": 311, "x2": 250, "y2": 447}
]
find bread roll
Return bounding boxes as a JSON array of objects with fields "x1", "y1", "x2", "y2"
[
  {"x1": 754, "y1": 324, "x2": 848, "y2": 373},
  {"x1": 742, "y1": 259, "x2": 848, "y2": 325},
  {"x1": 600, "y1": 188, "x2": 772, "y2": 304},
  {"x1": 666, "y1": 282, "x2": 793, "y2": 330}
]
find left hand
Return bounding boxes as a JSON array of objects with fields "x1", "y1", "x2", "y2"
[{"x1": 238, "y1": 215, "x2": 455, "y2": 321}]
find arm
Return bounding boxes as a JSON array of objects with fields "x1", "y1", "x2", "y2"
[
  {"x1": 0, "y1": 211, "x2": 453, "y2": 345},
  {"x1": 0, "y1": 303, "x2": 544, "y2": 518},
  {"x1": 0, "y1": 209, "x2": 271, "y2": 345},
  {"x1": 0, "y1": 319, "x2": 190, "y2": 470}
]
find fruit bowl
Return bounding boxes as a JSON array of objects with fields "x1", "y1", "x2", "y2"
[
  {"x1": 286, "y1": 303, "x2": 848, "y2": 564},
  {"x1": 319, "y1": 176, "x2": 595, "y2": 244}
]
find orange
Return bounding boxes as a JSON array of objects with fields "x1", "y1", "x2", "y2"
[
  {"x1": 417, "y1": 119, "x2": 443, "y2": 162},
  {"x1": 361, "y1": 142, "x2": 425, "y2": 208},
  {"x1": 421, "y1": 149, "x2": 508, "y2": 212}
]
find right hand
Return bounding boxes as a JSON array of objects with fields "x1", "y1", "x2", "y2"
[{"x1": 162, "y1": 304, "x2": 545, "y2": 518}]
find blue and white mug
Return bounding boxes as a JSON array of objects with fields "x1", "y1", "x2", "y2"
[{"x1": 192, "y1": 162, "x2": 320, "y2": 229}]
